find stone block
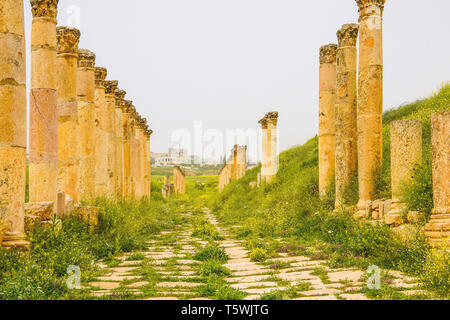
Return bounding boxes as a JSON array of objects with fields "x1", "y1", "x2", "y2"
[
  {"x1": 385, "y1": 213, "x2": 404, "y2": 226},
  {"x1": 0, "y1": 219, "x2": 8, "y2": 244},
  {"x1": 73, "y1": 205, "x2": 100, "y2": 227},
  {"x1": 40, "y1": 219, "x2": 62, "y2": 233},
  {"x1": 24, "y1": 201, "x2": 54, "y2": 221},
  {"x1": 24, "y1": 214, "x2": 40, "y2": 234}
]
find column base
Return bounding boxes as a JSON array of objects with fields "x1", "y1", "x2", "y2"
[
  {"x1": 2, "y1": 232, "x2": 30, "y2": 250},
  {"x1": 425, "y1": 211, "x2": 450, "y2": 249}
]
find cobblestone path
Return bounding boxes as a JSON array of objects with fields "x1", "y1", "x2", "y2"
[{"x1": 87, "y1": 209, "x2": 429, "y2": 300}]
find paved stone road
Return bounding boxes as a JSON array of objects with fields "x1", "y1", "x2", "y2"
[{"x1": 87, "y1": 209, "x2": 429, "y2": 300}]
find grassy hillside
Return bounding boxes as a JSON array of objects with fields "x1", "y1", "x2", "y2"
[{"x1": 210, "y1": 83, "x2": 450, "y2": 297}]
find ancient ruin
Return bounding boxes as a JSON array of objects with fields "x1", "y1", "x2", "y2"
[
  {"x1": 425, "y1": 111, "x2": 450, "y2": 248},
  {"x1": 29, "y1": 0, "x2": 59, "y2": 207},
  {"x1": 77, "y1": 49, "x2": 96, "y2": 201},
  {"x1": 386, "y1": 120, "x2": 422, "y2": 224},
  {"x1": 218, "y1": 145, "x2": 247, "y2": 191},
  {"x1": 318, "y1": 44, "x2": 337, "y2": 197},
  {"x1": 104, "y1": 80, "x2": 119, "y2": 198},
  {"x1": 173, "y1": 166, "x2": 186, "y2": 194},
  {"x1": 56, "y1": 26, "x2": 80, "y2": 203},
  {"x1": 355, "y1": 0, "x2": 386, "y2": 215},
  {"x1": 259, "y1": 112, "x2": 279, "y2": 183},
  {"x1": 335, "y1": 24, "x2": 359, "y2": 208},
  {"x1": 94, "y1": 67, "x2": 109, "y2": 197},
  {"x1": 0, "y1": 0, "x2": 30, "y2": 248}
]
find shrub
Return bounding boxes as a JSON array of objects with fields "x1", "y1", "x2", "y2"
[
  {"x1": 198, "y1": 261, "x2": 232, "y2": 277},
  {"x1": 249, "y1": 248, "x2": 269, "y2": 262},
  {"x1": 194, "y1": 245, "x2": 229, "y2": 263}
]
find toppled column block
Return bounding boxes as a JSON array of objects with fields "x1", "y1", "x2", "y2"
[
  {"x1": 24, "y1": 202, "x2": 55, "y2": 221},
  {"x1": 73, "y1": 206, "x2": 101, "y2": 228}
]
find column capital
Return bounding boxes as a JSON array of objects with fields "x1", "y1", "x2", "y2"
[
  {"x1": 259, "y1": 111, "x2": 279, "y2": 127},
  {"x1": 78, "y1": 49, "x2": 96, "y2": 69},
  {"x1": 356, "y1": 0, "x2": 386, "y2": 19},
  {"x1": 95, "y1": 67, "x2": 107, "y2": 87},
  {"x1": 30, "y1": 0, "x2": 59, "y2": 19},
  {"x1": 319, "y1": 44, "x2": 337, "y2": 64},
  {"x1": 123, "y1": 100, "x2": 134, "y2": 113},
  {"x1": 56, "y1": 27, "x2": 80, "y2": 55},
  {"x1": 337, "y1": 24, "x2": 359, "y2": 48},
  {"x1": 104, "y1": 80, "x2": 119, "y2": 95},
  {"x1": 115, "y1": 89, "x2": 126, "y2": 107}
]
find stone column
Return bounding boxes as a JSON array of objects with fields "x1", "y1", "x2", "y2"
[
  {"x1": 385, "y1": 119, "x2": 422, "y2": 223},
  {"x1": 259, "y1": 112, "x2": 279, "y2": 183},
  {"x1": 104, "y1": 80, "x2": 118, "y2": 199},
  {"x1": 231, "y1": 145, "x2": 238, "y2": 180},
  {"x1": 173, "y1": 166, "x2": 186, "y2": 194},
  {"x1": 425, "y1": 111, "x2": 450, "y2": 248},
  {"x1": 134, "y1": 115, "x2": 143, "y2": 199},
  {"x1": 77, "y1": 49, "x2": 96, "y2": 201},
  {"x1": 128, "y1": 103, "x2": 137, "y2": 199},
  {"x1": 94, "y1": 67, "x2": 108, "y2": 197},
  {"x1": 56, "y1": 27, "x2": 80, "y2": 203},
  {"x1": 143, "y1": 126, "x2": 152, "y2": 197},
  {"x1": 237, "y1": 145, "x2": 247, "y2": 179},
  {"x1": 319, "y1": 44, "x2": 337, "y2": 197},
  {"x1": 0, "y1": 0, "x2": 30, "y2": 248},
  {"x1": 121, "y1": 98, "x2": 132, "y2": 198},
  {"x1": 355, "y1": 0, "x2": 386, "y2": 215},
  {"x1": 29, "y1": 0, "x2": 59, "y2": 207},
  {"x1": 115, "y1": 89, "x2": 126, "y2": 198},
  {"x1": 335, "y1": 24, "x2": 359, "y2": 208}
]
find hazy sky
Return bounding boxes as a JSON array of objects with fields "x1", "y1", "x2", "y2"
[{"x1": 23, "y1": 0, "x2": 450, "y2": 160}]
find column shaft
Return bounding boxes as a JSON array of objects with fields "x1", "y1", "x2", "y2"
[
  {"x1": 29, "y1": 0, "x2": 59, "y2": 206},
  {"x1": 387, "y1": 119, "x2": 422, "y2": 218},
  {"x1": 94, "y1": 67, "x2": 108, "y2": 197},
  {"x1": 56, "y1": 27, "x2": 80, "y2": 203},
  {"x1": 425, "y1": 111, "x2": 450, "y2": 248},
  {"x1": 356, "y1": 0, "x2": 386, "y2": 213},
  {"x1": 319, "y1": 44, "x2": 337, "y2": 197},
  {"x1": 77, "y1": 49, "x2": 96, "y2": 201},
  {"x1": 335, "y1": 24, "x2": 359, "y2": 208},
  {"x1": 104, "y1": 81, "x2": 118, "y2": 199},
  {"x1": 0, "y1": 0, "x2": 29, "y2": 248}
]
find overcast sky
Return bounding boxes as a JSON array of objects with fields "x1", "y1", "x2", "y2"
[{"x1": 23, "y1": 0, "x2": 450, "y2": 160}]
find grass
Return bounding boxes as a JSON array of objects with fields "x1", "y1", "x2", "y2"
[{"x1": 210, "y1": 83, "x2": 450, "y2": 298}]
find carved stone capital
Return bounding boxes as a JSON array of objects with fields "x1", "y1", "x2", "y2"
[
  {"x1": 259, "y1": 111, "x2": 279, "y2": 127},
  {"x1": 356, "y1": 0, "x2": 386, "y2": 19},
  {"x1": 319, "y1": 44, "x2": 337, "y2": 64},
  {"x1": 95, "y1": 67, "x2": 107, "y2": 87},
  {"x1": 30, "y1": 0, "x2": 59, "y2": 19},
  {"x1": 123, "y1": 100, "x2": 133, "y2": 113},
  {"x1": 337, "y1": 24, "x2": 359, "y2": 48},
  {"x1": 115, "y1": 89, "x2": 126, "y2": 107},
  {"x1": 78, "y1": 49, "x2": 96, "y2": 69},
  {"x1": 56, "y1": 27, "x2": 80, "y2": 55},
  {"x1": 104, "y1": 81, "x2": 118, "y2": 95}
]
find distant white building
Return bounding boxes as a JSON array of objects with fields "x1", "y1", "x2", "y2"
[{"x1": 152, "y1": 148, "x2": 189, "y2": 167}]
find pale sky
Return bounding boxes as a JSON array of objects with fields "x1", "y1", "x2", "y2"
[{"x1": 24, "y1": 0, "x2": 450, "y2": 161}]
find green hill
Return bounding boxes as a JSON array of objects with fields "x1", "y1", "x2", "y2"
[{"x1": 210, "y1": 83, "x2": 450, "y2": 297}]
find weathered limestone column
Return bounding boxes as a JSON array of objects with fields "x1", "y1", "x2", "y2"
[
  {"x1": 94, "y1": 67, "x2": 108, "y2": 197},
  {"x1": 128, "y1": 103, "x2": 137, "y2": 199},
  {"x1": 425, "y1": 111, "x2": 450, "y2": 248},
  {"x1": 121, "y1": 98, "x2": 132, "y2": 198},
  {"x1": 29, "y1": 0, "x2": 59, "y2": 207},
  {"x1": 218, "y1": 165, "x2": 226, "y2": 192},
  {"x1": 385, "y1": 119, "x2": 422, "y2": 223},
  {"x1": 104, "y1": 80, "x2": 118, "y2": 199},
  {"x1": 0, "y1": 0, "x2": 30, "y2": 248},
  {"x1": 231, "y1": 145, "x2": 238, "y2": 180},
  {"x1": 173, "y1": 166, "x2": 186, "y2": 194},
  {"x1": 134, "y1": 115, "x2": 144, "y2": 199},
  {"x1": 259, "y1": 112, "x2": 279, "y2": 183},
  {"x1": 318, "y1": 44, "x2": 337, "y2": 197},
  {"x1": 77, "y1": 49, "x2": 96, "y2": 201},
  {"x1": 115, "y1": 89, "x2": 126, "y2": 198},
  {"x1": 355, "y1": 0, "x2": 386, "y2": 215},
  {"x1": 56, "y1": 27, "x2": 80, "y2": 203},
  {"x1": 237, "y1": 145, "x2": 247, "y2": 179},
  {"x1": 143, "y1": 126, "x2": 152, "y2": 197},
  {"x1": 335, "y1": 24, "x2": 359, "y2": 208}
]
